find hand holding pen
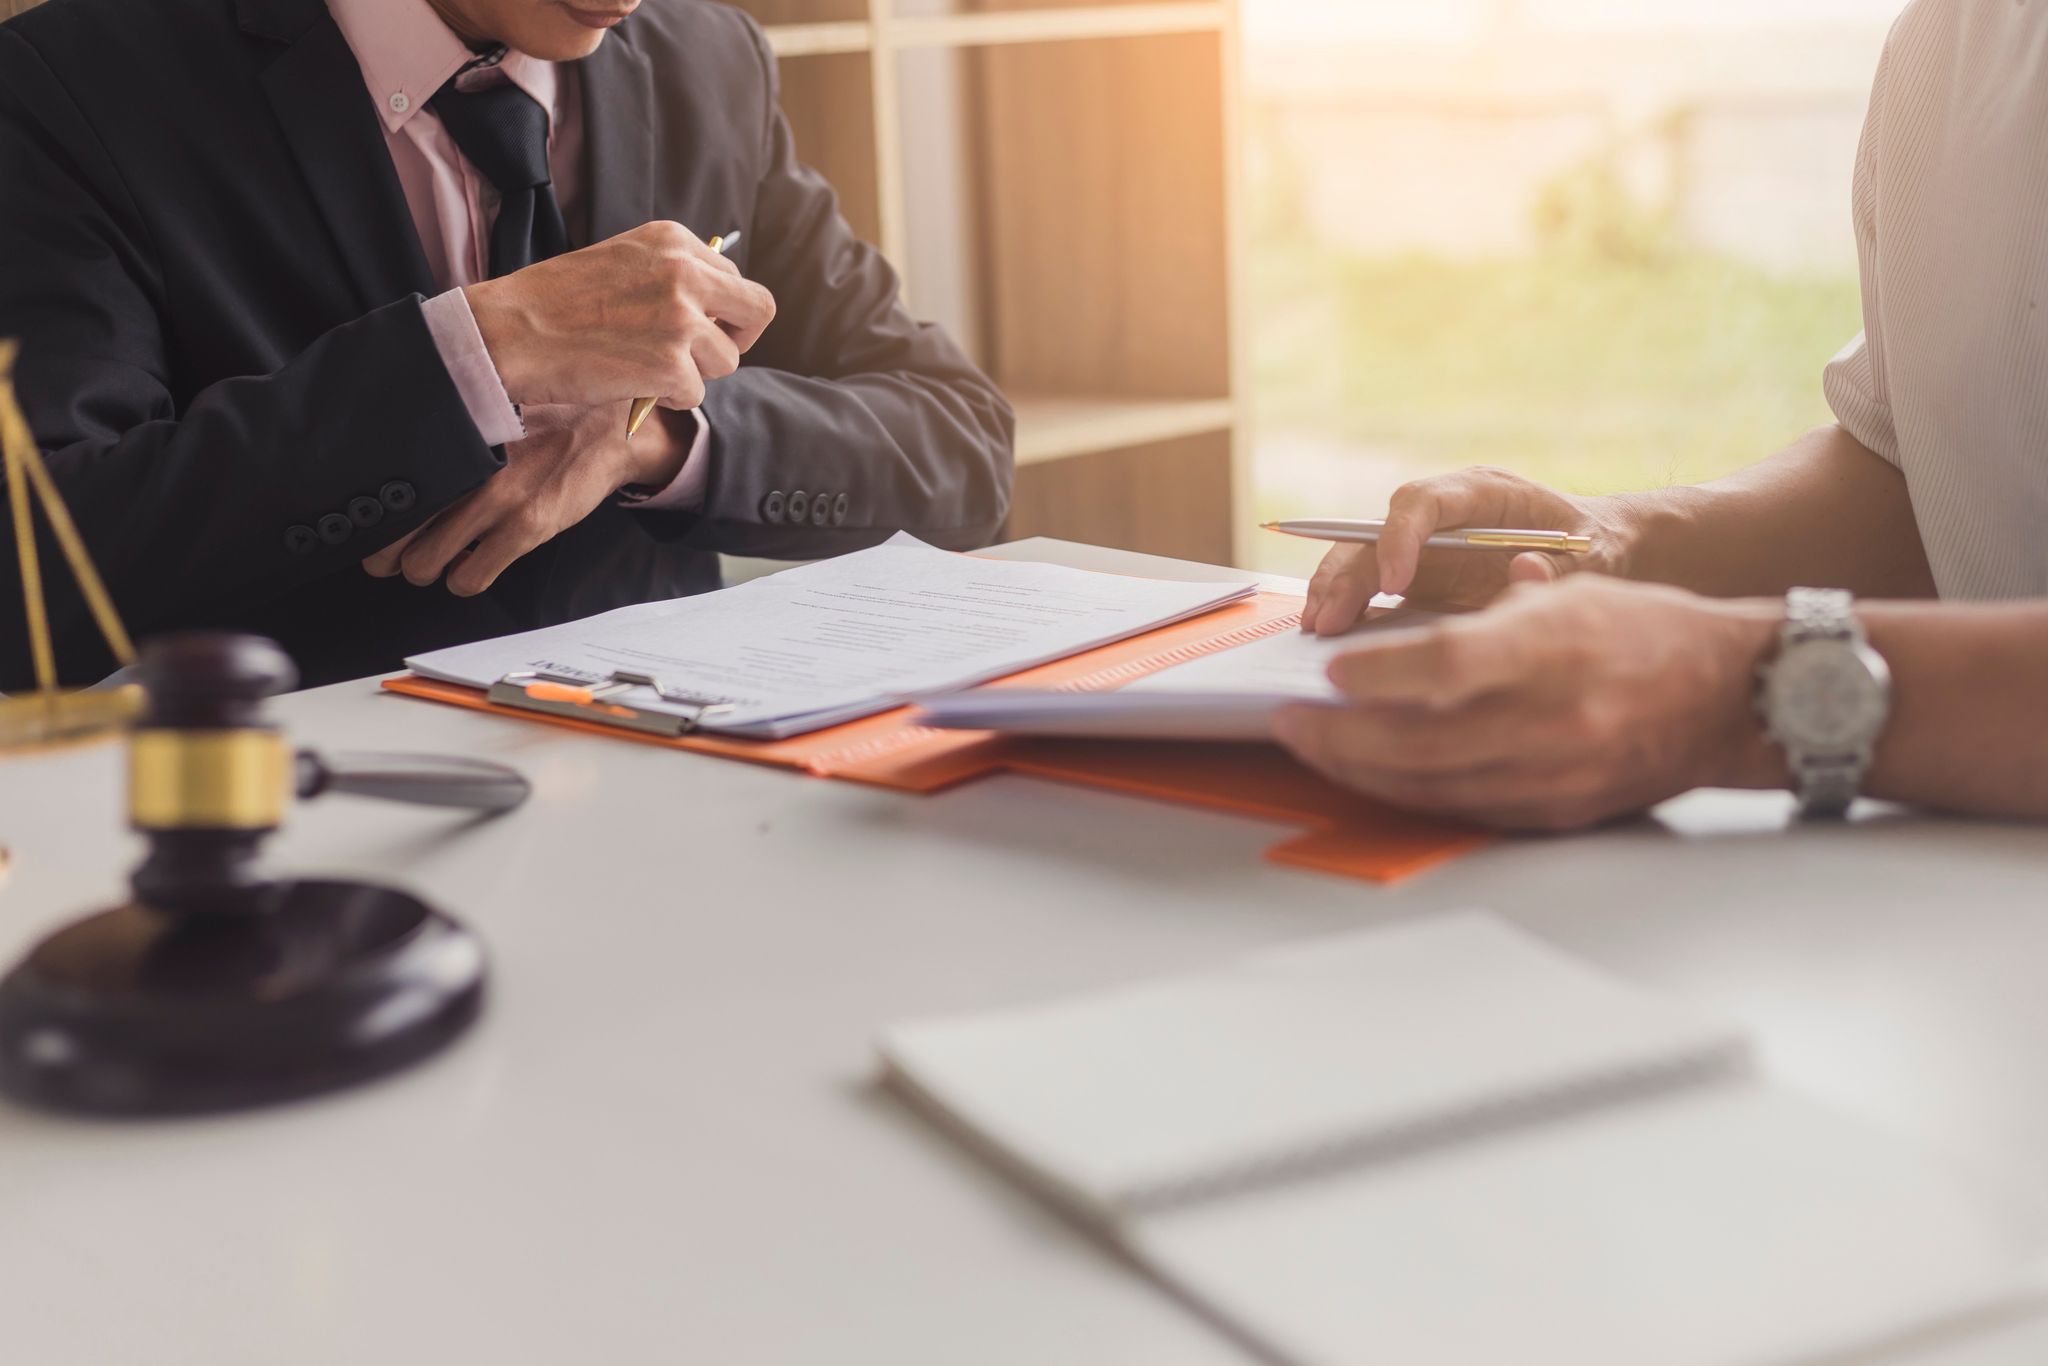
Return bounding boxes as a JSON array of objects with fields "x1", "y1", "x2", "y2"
[
  {"x1": 1273, "y1": 467, "x2": 1622, "y2": 634},
  {"x1": 365, "y1": 226, "x2": 770, "y2": 597},
  {"x1": 629, "y1": 229, "x2": 741, "y2": 437},
  {"x1": 1264, "y1": 519, "x2": 1592, "y2": 555},
  {"x1": 464, "y1": 222, "x2": 770, "y2": 418}
]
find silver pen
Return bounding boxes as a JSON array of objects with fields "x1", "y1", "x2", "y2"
[{"x1": 1262, "y1": 518, "x2": 1592, "y2": 556}]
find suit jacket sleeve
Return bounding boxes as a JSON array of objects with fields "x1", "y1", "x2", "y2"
[
  {"x1": 683, "y1": 18, "x2": 1015, "y2": 559},
  {"x1": 0, "y1": 27, "x2": 501, "y2": 689}
]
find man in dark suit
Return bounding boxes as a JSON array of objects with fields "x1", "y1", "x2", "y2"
[{"x1": 0, "y1": 0, "x2": 1014, "y2": 689}]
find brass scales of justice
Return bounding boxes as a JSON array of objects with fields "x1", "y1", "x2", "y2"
[
  {"x1": 0, "y1": 337, "x2": 144, "y2": 748},
  {"x1": 0, "y1": 338, "x2": 529, "y2": 1116}
]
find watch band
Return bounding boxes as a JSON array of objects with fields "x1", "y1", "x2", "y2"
[
  {"x1": 1784, "y1": 585, "x2": 1855, "y2": 647},
  {"x1": 1777, "y1": 587, "x2": 1866, "y2": 818},
  {"x1": 1792, "y1": 754, "x2": 1865, "y2": 819}
]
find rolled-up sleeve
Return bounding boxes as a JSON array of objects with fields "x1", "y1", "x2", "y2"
[
  {"x1": 1822, "y1": 44, "x2": 1899, "y2": 465},
  {"x1": 1824, "y1": 332, "x2": 1897, "y2": 465}
]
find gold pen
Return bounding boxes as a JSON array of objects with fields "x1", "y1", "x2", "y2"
[
  {"x1": 626, "y1": 229, "x2": 742, "y2": 438},
  {"x1": 1262, "y1": 518, "x2": 1593, "y2": 555}
]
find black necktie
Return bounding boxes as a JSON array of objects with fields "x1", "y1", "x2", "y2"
[{"x1": 429, "y1": 75, "x2": 569, "y2": 277}]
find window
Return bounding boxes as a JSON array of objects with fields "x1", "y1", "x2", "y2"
[{"x1": 1246, "y1": 0, "x2": 1900, "y2": 574}]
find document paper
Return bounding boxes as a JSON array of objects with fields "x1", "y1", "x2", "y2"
[
  {"x1": 404, "y1": 536, "x2": 1254, "y2": 738},
  {"x1": 915, "y1": 607, "x2": 1444, "y2": 741}
]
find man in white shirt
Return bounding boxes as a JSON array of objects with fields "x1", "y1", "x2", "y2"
[{"x1": 1280, "y1": 0, "x2": 2048, "y2": 829}]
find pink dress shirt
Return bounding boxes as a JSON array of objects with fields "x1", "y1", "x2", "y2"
[{"x1": 325, "y1": 0, "x2": 708, "y2": 508}]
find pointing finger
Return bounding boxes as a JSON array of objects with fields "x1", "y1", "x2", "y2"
[{"x1": 1305, "y1": 543, "x2": 1379, "y2": 636}]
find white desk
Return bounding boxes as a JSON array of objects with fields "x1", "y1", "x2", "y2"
[{"x1": 2, "y1": 539, "x2": 2045, "y2": 1366}]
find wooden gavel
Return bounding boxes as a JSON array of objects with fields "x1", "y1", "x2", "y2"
[
  {"x1": 126, "y1": 633, "x2": 527, "y2": 914},
  {"x1": 0, "y1": 633, "x2": 517, "y2": 1116}
]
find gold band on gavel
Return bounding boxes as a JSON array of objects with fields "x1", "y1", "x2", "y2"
[{"x1": 128, "y1": 729, "x2": 291, "y2": 830}]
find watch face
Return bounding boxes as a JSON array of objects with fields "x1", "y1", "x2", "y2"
[{"x1": 1767, "y1": 641, "x2": 1891, "y2": 751}]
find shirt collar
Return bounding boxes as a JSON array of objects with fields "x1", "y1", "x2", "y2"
[{"x1": 326, "y1": 0, "x2": 561, "y2": 136}]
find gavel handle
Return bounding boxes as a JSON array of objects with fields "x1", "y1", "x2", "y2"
[{"x1": 295, "y1": 750, "x2": 531, "y2": 814}]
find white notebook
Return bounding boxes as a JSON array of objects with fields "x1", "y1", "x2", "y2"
[
  {"x1": 404, "y1": 535, "x2": 1252, "y2": 739},
  {"x1": 913, "y1": 606, "x2": 1443, "y2": 742},
  {"x1": 880, "y1": 914, "x2": 2045, "y2": 1366}
]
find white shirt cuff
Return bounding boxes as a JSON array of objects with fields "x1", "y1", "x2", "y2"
[{"x1": 419, "y1": 288, "x2": 526, "y2": 449}]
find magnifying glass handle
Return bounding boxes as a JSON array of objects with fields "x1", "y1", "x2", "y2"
[{"x1": 296, "y1": 750, "x2": 531, "y2": 814}]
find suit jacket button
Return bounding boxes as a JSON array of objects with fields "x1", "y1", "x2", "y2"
[
  {"x1": 284, "y1": 524, "x2": 319, "y2": 556},
  {"x1": 348, "y1": 495, "x2": 385, "y2": 528},
  {"x1": 787, "y1": 490, "x2": 810, "y2": 523},
  {"x1": 379, "y1": 480, "x2": 417, "y2": 513},
  {"x1": 831, "y1": 492, "x2": 850, "y2": 526},
  {"x1": 810, "y1": 493, "x2": 830, "y2": 527},
  {"x1": 317, "y1": 512, "x2": 353, "y2": 545},
  {"x1": 762, "y1": 490, "x2": 786, "y2": 523}
]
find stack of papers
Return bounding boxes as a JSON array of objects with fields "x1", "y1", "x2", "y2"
[
  {"x1": 915, "y1": 606, "x2": 1444, "y2": 741},
  {"x1": 405, "y1": 535, "x2": 1254, "y2": 739}
]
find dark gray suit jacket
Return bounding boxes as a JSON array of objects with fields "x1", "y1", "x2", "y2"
[{"x1": 0, "y1": 0, "x2": 1013, "y2": 688}]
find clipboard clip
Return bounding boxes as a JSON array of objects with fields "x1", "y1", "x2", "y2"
[{"x1": 486, "y1": 669, "x2": 736, "y2": 739}]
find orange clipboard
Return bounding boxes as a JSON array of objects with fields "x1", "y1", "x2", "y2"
[{"x1": 382, "y1": 591, "x2": 1496, "y2": 884}]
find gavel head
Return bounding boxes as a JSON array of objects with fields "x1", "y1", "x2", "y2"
[
  {"x1": 0, "y1": 631, "x2": 491, "y2": 1116},
  {"x1": 126, "y1": 634, "x2": 298, "y2": 915}
]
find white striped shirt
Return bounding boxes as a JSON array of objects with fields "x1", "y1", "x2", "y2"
[{"x1": 1823, "y1": 0, "x2": 2048, "y2": 600}]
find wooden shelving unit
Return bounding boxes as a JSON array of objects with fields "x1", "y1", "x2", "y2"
[{"x1": 749, "y1": 0, "x2": 1248, "y2": 564}]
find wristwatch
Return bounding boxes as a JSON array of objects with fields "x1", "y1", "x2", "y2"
[{"x1": 1754, "y1": 587, "x2": 1892, "y2": 818}]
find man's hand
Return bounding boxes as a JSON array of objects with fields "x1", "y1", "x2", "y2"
[
  {"x1": 465, "y1": 220, "x2": 776, "y2": 412},
  {"x1": 1302, "y1": 468, "x2": 1638, "y2": 634},
  {"x1": 1274, "y1": 575, "x2": 1781, "y2": 831},
  {"x1": 362, "y1": 401, "x2": 691, "y2": 596}
]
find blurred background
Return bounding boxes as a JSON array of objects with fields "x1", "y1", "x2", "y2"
[
  {"x1": 1244, "y1": 0, "x2": 1896, "y2": 575},
  {"x1": 0, "y1": 0, "x2": 1907, "y2": 580}
]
